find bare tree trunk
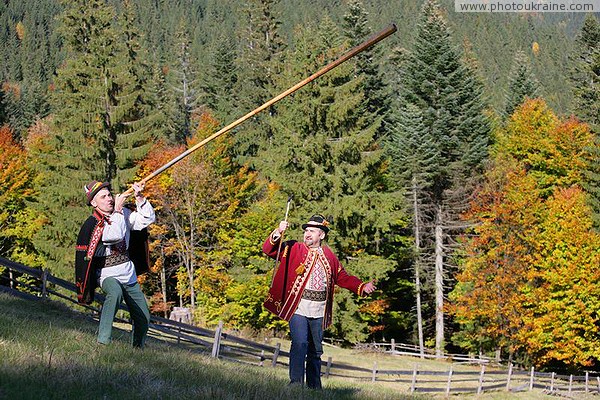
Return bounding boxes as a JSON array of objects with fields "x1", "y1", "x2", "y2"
[
  {"x1": 187, "y1": 193, "x2": 196, "y2": 310},
  {"x1": 161, "y1": 262, "x2": 168, "y2": 318},
  {"x1": 435, "y1": 203, "x2": 444, "y2": 357},
  {"x1": 412, "y1": 176, "x2": 425, "y2": 358}
]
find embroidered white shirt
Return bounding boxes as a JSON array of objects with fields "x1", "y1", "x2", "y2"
[
  {"x1": 296, "y1": 248, "x2": 327, "y2": 318},
  {"x1": 96, "y1": 200, "x2": 155, "y2": 286}
]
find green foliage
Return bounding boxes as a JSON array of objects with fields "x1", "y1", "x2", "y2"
[
  {"x1": 342, "y1": 0, "x2": 390, "y2": 129},
  {"x1": 570, "y1": 14, "x2": 600, "y2": 229},
  {"x1": 198, "y1": 33, "x2": 238, "y2": 124},
  {"x1": 388, "y1": 0, "x2": 491, "y2": 351},
  {"x1": 222, "y1": 274, "x2": 287, "y2": 332},
  {"x1": 570, "y1": 13, "x2": 600, "y2": 132},
  {"x1": 504, "y1": 50, "x2": 541, "y2": 117},
  {"x1": 231, "y1": 0, "x2": 286, "y2": 161},
  {"x1": 30, "y1": 0, "x2": 155, "y2": 279}
]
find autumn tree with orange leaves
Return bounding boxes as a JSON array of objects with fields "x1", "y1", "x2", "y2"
[
  {"x1": 450, "y1": 99, "x2": 600, "y2": 370},
  {"x1": 0, "y1": 125, "x2": 43, "y2": 267},
  {"x1": 136, "y1": 113, "x2": 285, "y2": 330}
]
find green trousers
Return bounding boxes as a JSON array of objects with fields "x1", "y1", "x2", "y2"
[{"x1": 98, "y1": 277, "x2": 150, "y2": 348}]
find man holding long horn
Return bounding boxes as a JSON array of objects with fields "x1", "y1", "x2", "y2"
[
  {"x1": 75, "y1": 180, "x2": 155, "y2": 348},
  {"x1": 263, "y1": 214, "x2": 376, "y2": 389}
]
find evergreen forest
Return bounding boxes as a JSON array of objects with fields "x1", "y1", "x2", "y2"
[{"x1": 1, "y1": 0, "x2": 599, "y2": 372}]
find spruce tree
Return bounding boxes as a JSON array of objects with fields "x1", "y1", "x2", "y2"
[
  {"x1": 111, "y1": 0, "x2": 155, "y2": 191},
  {"x1": 259, "y1": 18, "x2": 406, "y2": 343},
  {"x1": 31, "y1": 0, "x2": 154, "y2": 279},
  {"x1": 342, "y1": 0, "x2": 390, "y2": 135},
  {"x1": 166, "y1": 20, "x2": 200, "y2": 144},
  {"x1": 198, "y1": 33, "x2": 238, "y2": 124},
  {"x1": 387, "y1": 102, "x2": 441, "y2": 354},
  {"x1": 570, "y1": 14, "x2": 600, "y2": 132},
  {"x1": 389, "y1": 0, "x2": 490, "y2": 355},
  {"x1": 233, "y1": 0, "x2": 286, "y2": 160},
  {"x1": 504, "y1": 50, "x2": 541, "y2": 117},
  {"x1": 571, "y1": 14, "x2": 600, "y2": 229}
]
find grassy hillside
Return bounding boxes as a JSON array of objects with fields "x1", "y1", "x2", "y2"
[
  {"x1": 0, "y1": 292, "x2": 422, "y2": 400},
  {"x1": 0, "y1": 292, "x2": 594, "y2": 400}
]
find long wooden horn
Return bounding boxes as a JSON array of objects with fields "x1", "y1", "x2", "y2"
[{"x1": 124, "y1": 23, "x2": 397, "y2": 196}]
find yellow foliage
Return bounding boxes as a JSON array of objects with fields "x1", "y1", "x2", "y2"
[{"x1": 532, "y1": 41, "x2": 539, "y2": 56}]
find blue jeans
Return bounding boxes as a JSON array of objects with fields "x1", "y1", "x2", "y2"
[
  {"x1": 98, "y1": 277, "x2": 150, "y2": 348},
  {"x1": 289, "y1": 314, "x2": 324, "y2": 389}
]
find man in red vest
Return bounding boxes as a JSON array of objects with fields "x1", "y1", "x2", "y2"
[{"x1": 263, "y1": 214, "x2": 376, "y2": 389}]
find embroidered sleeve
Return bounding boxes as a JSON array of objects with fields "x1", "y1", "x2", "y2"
[{"x1": 357, "y1": 282, "x2": 366, "y2": 296}]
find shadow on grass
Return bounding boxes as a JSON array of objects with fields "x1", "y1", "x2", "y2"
[{"x1": 0, "y1": 293, "x2": 421, "y2": 400}]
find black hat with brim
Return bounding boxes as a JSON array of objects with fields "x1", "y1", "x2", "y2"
[{"x1": 301, "y1": 214, "x2": 330, "y2": 233}]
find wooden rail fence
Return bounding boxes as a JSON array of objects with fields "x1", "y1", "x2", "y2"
[{"x1": 1, "y1": 256, "x2": 599, "y2": 396}]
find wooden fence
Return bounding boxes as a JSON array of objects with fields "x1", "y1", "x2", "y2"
[{"x1": 1, "y1": 256, "x2": 599, "y2": 397}]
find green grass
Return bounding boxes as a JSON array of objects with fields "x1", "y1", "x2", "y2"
[
  {"x1": 0, "y1": 293, "x2": 426, "y2": 400},
  {"x1": 0, "y1": 292, "x2": 595, "y2": 400}
]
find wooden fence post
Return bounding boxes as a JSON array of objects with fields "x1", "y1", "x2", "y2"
[
  {"x1": 446, "y1": 366, "x2": 453, "y2": 396},
  {"x1": 410, "y1": 364, "x2": 418, "y2": 393},
  {"x1": 259, "y1": 350, "x2": 265, "y2": 367},
  {"x1": 211, "y1": 321, "x2": 223, "y2": 358},
  {"x1": 391, "y1": 338, "x2": 395, "y2": 353},
  {"x1": 597, "y1": 376, "x2": 600, "y2": 393},
  {"x1": 272, "y1": 342, "x2": 281, "y2": 367},
  {"x1": 325, "y1": 357, "x2": 332, "y2": 378},
  {"x1": 176, "y1": 325, "x2": 181, "y2": 344},
  {"x1": 477, "y1": 364, "x2": 485, "y2": 394},
  {"x1": 529, "y1": 366, "x2": 535, "y2": 391},
  {"x1": 372, "y1": 362, "x2": 377, "y2": 382},
  {"x1": 41, "y1": 268, "x2": 49, "y2": 299},
  {"x1": 568, "y1": 374, "x2": 573, "y2": 394},
  {"x1": 506, "y1": 363, "x2": 513, "y2": 391},
  {"x1": 585, "y1": 371, "x2": 589, "y2": 393},
  {"x1": 550, "y1": 372, "x2": 555, "y2": 392}
]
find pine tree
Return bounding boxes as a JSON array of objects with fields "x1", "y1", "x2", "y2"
[
  {"x1": 31, "y1": 0, "x2": 154, "y2": 279},
  {"x1": 233, "y1": 0, "x2": 286, "y2": 160},
  {"x1": 342, "y1": 0, "x2": 390, "y2": 136},
  {"x1": 258, "y1": 19, "x2": 406, "y2": 343},
  {"x1": 166, "y1": 20, "x2": 199, "y2": 144},
  {"x1": 198, "y1": 33, "x2": 238, "y2": 124},
  {"x1": 570, "y1": 14, "x2": 600, "y2": 229},
  {"x1": 390, "y1": 0, "x2": 490, "y2": 355},
  {"x1": 387, "y1": 102, "x2": 441, "y2": 354},
  {"x1": 504, "y1": 50, "x2": 541, "y2": 117},
  {"x1": 570, "y1": 13, "x2": 600, "y2": 132}
]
